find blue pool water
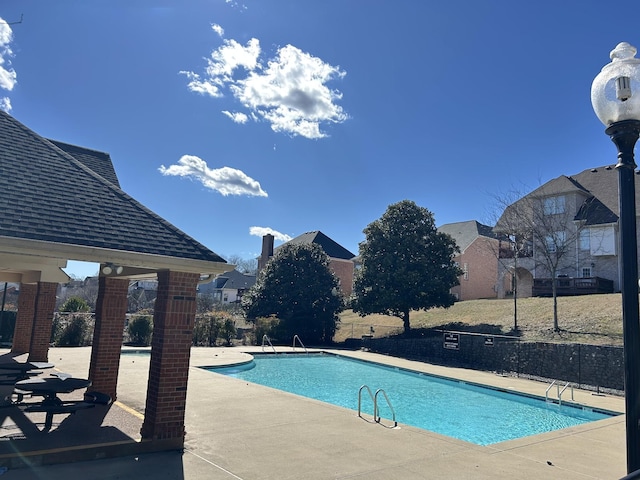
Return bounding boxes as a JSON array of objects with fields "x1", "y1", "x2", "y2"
[{"x1": 206, "y1": 353, "x2": 617, "y2": 445}]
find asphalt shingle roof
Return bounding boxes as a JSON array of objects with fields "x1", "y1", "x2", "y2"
[
  {"x1": 0, "y1": 111, "x2": 225, "y2": 263},
  {"x1": 213, "y1": 270, "x2": 256, "y2": 290},
  {"x1": 48, "y1": 140, "x2": 121, "y2": 187},
  {"x1": 438, "y1": 220, "x2": 496, "y2": 253},
  {"x1": 277, "y1": 231, "x2": 356, "y2": 260},
  {"x1": 574, "y1": 196, "x2": 619, "y2": 225},
  {"x1": 569, "y1": 165, "x2": 640, "y2": 217}
]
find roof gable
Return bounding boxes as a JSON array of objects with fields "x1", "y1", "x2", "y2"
[
  {"x1": 574, "y1": 196, "x2": 618, "y2": 225},
  {"x1": 528, "y1": 175, "x2": 589, "y2": 198},
  {"x1": 205, "y1": 269, "x2": 256, "y2": 291},
  {"x1": 278, "y1": 231, "x2": 355, "y2": 260},
  {"x1": 219, "y1": 269, "x2": 256, "y2": 289},
  {"x1": 0, "y1": 111, "x2": 225, "y2": 266},
  {"x1": 48, "y1": 140, "x2": 121, "y2": 187},
  {"x1": 438, "y1": 220, "x2": 496, "y2": 253},
  {"x1": 569, "y1": 165, "x2": 640, "y2": 217}
]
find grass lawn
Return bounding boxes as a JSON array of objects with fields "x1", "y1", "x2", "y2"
[{"x1": 336, "y1": 293, "x2": 624, "y2": 346}]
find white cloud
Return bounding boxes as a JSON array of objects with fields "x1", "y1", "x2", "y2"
[
  {"x1": 211, "y1": 23, "x2": 224, "y2": 37},
  {"x1": 202, "y1": 37, "x2": 260, "y2": 84},
  {"x1": 0, "y1": 97, "x2": 11, "y2": 113},
  {"x1": 159, "y1": 154, "x2": 267, "y2": 197},
  {"x1": 183, "y1": 30, "x2": 347, "y2": 139},
  {"x1": 222, "y1": 110, "x2": 248, "y2": 123},
  {"x1": 224, "y1": 0, "x2": 247, "y2": 10},
  {"x1": 0, "y1": 19, "x2": 16, "y2": 93},
  {"x1": 249, "y1": 226, "x2": 292, "y2": 243},
  {"x1": 180, "y1": 71, "x2": 222, "y2": 97}
]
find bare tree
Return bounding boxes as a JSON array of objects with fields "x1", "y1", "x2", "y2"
[
  {"x1": 196, "y1": 292, "x2": 215, "y2": 314},
  {"x1": 493, "y1": 182, "x2": 590, "y2": 332},
  {"x1": 486, "y1": 189, "x2": 533, "y2": 332},
  {"x1": 57, "y1": 280, "x2": 99, "y2": 311},
  {"x1": 225, "y1": 255, "x2": 258, "y2": 275}
]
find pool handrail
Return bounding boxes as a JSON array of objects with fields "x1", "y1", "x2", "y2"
[
  {"x1": 374, "y1": 388, "x2": 397, "y2": 428},
  {"x1": 261, "y1": 335, "x2": 277, "y2": 354},
  {"x1": 358, "y1": 385, "x2": 397, "y2": 428},
  {"x1": 545, "y1": 379, "x2": 574, "y2": 405},
  {"x1": 357, "y1": 384, "x2": 375, "y2": 422},
  {"x1": 558, "y1": 382, "x2": 574, "y2": 405},
  {"x1": 545, "y1": 380, "x2": 557, "y2": 402},
  {"x1": 292, "y1": 335, "x2": 308, "y2": 354}
]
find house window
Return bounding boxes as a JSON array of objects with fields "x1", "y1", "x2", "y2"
[
  {"x1": 579, "y1": 229, "x2": 590, "y2": 251},
  {"x1": 543, "y1": 196, "x2": 565, "y2": 215},
  {"x1": 545, "y1": 231, "x2": 566, "y2": 253},
  {"x1": 463, "y1": 263, "x2": 469, "y2": 280},
  {"x1": 582, "y1": 267, "x2": 591, "y2": 278},
  {"x1": 590, "y1": 225, "x2": 616, "y2": 256}
]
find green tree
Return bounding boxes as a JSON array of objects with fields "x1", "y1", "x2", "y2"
[
  {"x1": 242, "y1": 243, "x2": 343, "y2": 344},
  {"x1": 127, "y1": 315, "x2": 153, "y2": 346},
  {"x1": 352, "y1": 200, "x2": 462, "y2": 335},
  {"x1": 59, "y1": 296, "x2": 90, "y2": 313},
  {"x1": 56, "y1": 315, "x2": 90, "y2": 346},
  {"x1": 220, "y1": 318, "x2": 237, "y2": 346}
]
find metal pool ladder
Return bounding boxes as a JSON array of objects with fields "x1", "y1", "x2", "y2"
[
  {"x1": 545, "y1": 380, "x2": 574, "y2": 405},
  {"x1": 292, "y1": 335, "x2": 308, "y2": 354},
  {"x1": 261, "y1": 335, "x2": 277, "y2": 354},
  {"x1": 358, "y1": 384, "x2": 397, "y2": 428}
]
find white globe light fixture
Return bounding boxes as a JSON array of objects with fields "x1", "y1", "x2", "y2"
[
  {"x1": 592, "y1": 42, "x2": 640, "y2": 475},
  {"x1": 592, "y1": 42, "x2": 640, "y2": 127}
]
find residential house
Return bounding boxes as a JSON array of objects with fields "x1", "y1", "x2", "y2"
[
  {"x1": 495, "y1": 165, "x2": 624, "y2": 297},
  {"x1": 438, "y1": 220, "x2": 502, "y2": 301},
  {"x1": 258, "y1": 231, "x2": 356, "y2": 296},
  {"x1": 127, "y1": 279, "x2": 158, "y2": 312},
  {"x1": 199, "y1": 269, "x2": 256, "y2": 304}
]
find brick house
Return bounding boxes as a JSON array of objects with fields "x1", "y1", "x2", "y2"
[
  {"x1": 438, "y1": 220, "x2": 501, "y2": 301},
  {"x1": 258, "y1": 231, "x2": 356, "y2": 296},
  {"x1": 0, "y1": 111, "x2": 228, "y2": 458},
  {"x1": 495, "y1": 165, "x2": 627, "y2": 297}
]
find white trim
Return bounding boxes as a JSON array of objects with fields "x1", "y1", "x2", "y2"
[{"x1": 0, "y1": 236, "x2": 229, "y2": 282}]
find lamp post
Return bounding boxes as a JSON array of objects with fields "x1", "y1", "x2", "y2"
[{"x1": 592, "y1": 42, "x2": 640, "y2": 475}]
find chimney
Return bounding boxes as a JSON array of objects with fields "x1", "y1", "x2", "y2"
[{"x1": 258, "y1": 234, "x2": 274, "y2": 271}]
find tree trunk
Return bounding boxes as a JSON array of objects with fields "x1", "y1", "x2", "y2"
[
  {"x1": 552, "y1": 279, "x2": 559, "y2": 332},
  {"x1": 513, "y1": 255, "x2": 518, "y2": 331},
  {"x1": 402, "y1": 309, "x2": 410, "y2": 335}
]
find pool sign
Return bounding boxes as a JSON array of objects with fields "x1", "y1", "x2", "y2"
[{"x1": 443, "y1": 332, "x2": 459, "y2": 350}]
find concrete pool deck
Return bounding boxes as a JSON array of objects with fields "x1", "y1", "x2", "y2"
[{"x1": 3, "y1": 346, "x2": 627, "y2": 479}]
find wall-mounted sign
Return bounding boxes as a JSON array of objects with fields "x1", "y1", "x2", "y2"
[
  {"x1": 443, "y1": 332, "x2": 459, "y2": 350},
  {"x1": 484, "y1": 336, "x2": 494, "y2": 347}
]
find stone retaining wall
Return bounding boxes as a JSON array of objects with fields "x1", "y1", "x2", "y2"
[{"x1": 365, "y1": 332, "x2": 624, "y2": 392}]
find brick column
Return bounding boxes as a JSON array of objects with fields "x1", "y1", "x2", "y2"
[
  {"x1": 88, "y1": 276, "x2": 129, "y2": 400},
  {"x1": 141, "y1": 271, "x2": 198, "y2": 444},
  {"x1": 12, "y1": 283, "x2": 38, "y2": 355},
  {"x1": 28, "y1": 282, "x2": 58, "y2": 362}
]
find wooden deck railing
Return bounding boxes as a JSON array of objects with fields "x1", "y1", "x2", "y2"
[{"x1": 532, "y1": 277, "x2": 614, "y2": 297}]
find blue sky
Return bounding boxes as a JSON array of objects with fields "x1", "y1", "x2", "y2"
[{"x1": 1, "y1": 1, "x2": 639, "y2": 279}]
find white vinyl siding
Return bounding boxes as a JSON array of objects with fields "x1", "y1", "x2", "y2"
[{"x1": 590, "y1": 225, "x2": 616, "y2": 256}]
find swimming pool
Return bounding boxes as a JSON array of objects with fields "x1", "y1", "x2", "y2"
[{"x1": 205, "y1": 353, "x2": 618, "y2": 446}]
